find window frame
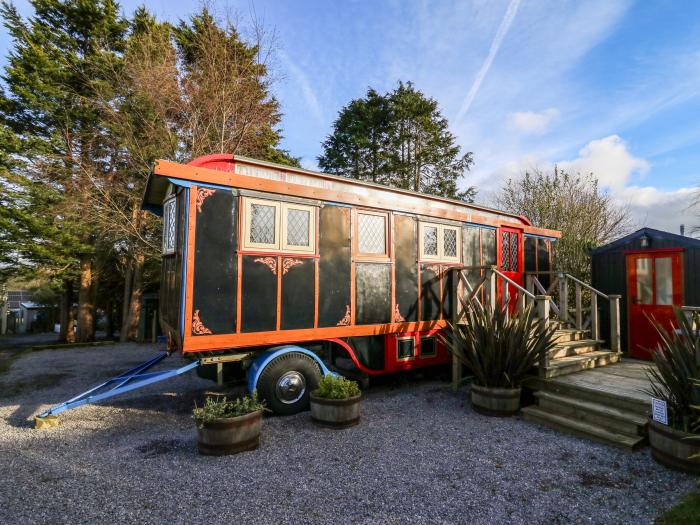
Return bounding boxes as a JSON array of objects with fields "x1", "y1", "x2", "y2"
[
  {"x1": 162, "y1": 196, "x2": 177, "y2": 256},
  {"x1": 353, "y1": 209, "x2": 391, "y2": 261},
  {"x1": 241, "y1": 196, "x2": 316, "y2": 255},
  {"x1": 419, "y1": 221, "x2": 461, "y2": 263}
]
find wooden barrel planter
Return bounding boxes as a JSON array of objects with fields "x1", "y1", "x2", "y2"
[
  {"x1": 470, "y1": 385, "x2": 521, "y2": 416},
  {"x1": 649, "y1": 419, "x2": 700, "y2": 474},
  {"x1": 310, "y1": 393, "x2": 361, "y2": 428},
  {"x1": 196, "y1": 410, "x2": 263, "y2": 456}
]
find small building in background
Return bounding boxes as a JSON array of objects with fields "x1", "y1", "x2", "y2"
[{"x1": 590, "y1": 227, "x2": 700, "y2": 360}]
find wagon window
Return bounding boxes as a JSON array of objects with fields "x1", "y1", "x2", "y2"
[
  {"x1": 162, "y1": 198, "x2": 177, "y2": 255},
  {"x1": 242, "y1": 197, "x2": 316, "y2": 254},
  {"x1": 282, "y1": 203, "x2": 315, "y2": 253},
  {"x1": 420, "y1": 222, "x2": 461, "y2": 263},
  {"x1": 357, "y1": 211, "x2": 388, "y2": 256}
]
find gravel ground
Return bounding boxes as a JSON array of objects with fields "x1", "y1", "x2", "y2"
[{"x1": 0, "y1": 343, "x2": 696, "y2": 524}]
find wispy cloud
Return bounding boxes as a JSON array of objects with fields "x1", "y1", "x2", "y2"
[
  {"x1": 279, "y1": 52, "x2": 325, "y2": 125},
  {"x1": 508, "y1": 108, "x2": 560, "y2": 134},
  {"x1": 455, "y1": 0, "x2": 521, "y2": 122}
]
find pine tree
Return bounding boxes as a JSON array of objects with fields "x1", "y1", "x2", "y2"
[
  {"x1": 0, "y1": 0, "x2": 128, "y2": 341},
  {"x1": 319, "y1": 82, "x2": 475, "y2": 201}
]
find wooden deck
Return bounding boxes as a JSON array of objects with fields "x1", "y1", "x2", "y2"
[
  {"x1": 545, "y1": 359, "x2": 654, "y2": 409},
  {"x1": 522, "y1": 359, "x2": 656, "y2": 448}
]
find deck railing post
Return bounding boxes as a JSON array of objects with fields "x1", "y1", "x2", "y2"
[
  {"x1": 536, "y1": 295, "x2": 551, "y2": 376},
  {"x1": 559, "y1": 273, "x2": 568, "y2": 324},
  {"x1": 575, "y1": 283, "x2": 583, "y2": 329},
  {"x1": 590, "y1": 293, "x2": 599, "y2": 341},
  {"x1": 488, "y1": 267, "x2": 497, "y2": 313},
  {"x1": 526, "y1": 274, "x2": 535, "y2": 296},
  {"x1": 609, "y1": 294, "x2": 622, "y2": 354},
  {"x1": 452, "y1": 269, "x2": 462, "y2": 390}
]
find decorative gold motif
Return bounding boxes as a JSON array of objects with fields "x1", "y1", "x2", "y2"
[
  {"x1": 196, "y1": 188, "x2": 216, "y2": 213},
  {"x1": 394, "y1": 304, "x2": 406, "y2": 323},
  {"x1": 282, "y1": 258, "x2": 304, "y2": 275},
  {"x1": 254, "y1": 257, "x2": 277, "y2": 275},
  {"x1": 423, "y1": 264, "x2": 441, "y2": 274},
  {"x1": 192, "y1": 309, "x2": 212, "y2": 335},
  {"x1": 337, "y1": 305, "x2": 351, "y2": 326}
]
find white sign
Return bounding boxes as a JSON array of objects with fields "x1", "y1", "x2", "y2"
[{"x1": 651, "y1": 397, "x2": 668, "y2": 425}]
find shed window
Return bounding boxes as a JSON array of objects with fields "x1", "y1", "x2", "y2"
[
  {"x1": 420, "y1": 222, "x2": 460, "y2": 262},
  {"x1": 242, "y1": 197, "x2": 315, "y2": 254},
  {"x1": 162, "y1": 198, "x2": 177, "y2": 255},
  {"x1": 357, "y1": 211, "x2": 388, "y2": 257}
]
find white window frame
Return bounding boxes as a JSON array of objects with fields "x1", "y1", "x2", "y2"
[
  {"x1": 241, "y1": 196, "x2": 316, "y2": 254},
  {"x1": 354, "y1": 209, "x2": 390, "y2": 260},
  {"x1": 419, "y1": 221, "x2": 461, "y2": 263},
  {"x1": 162, "y1": 197, "x2": 177, "y2": 256},
  {"x1": 281, "y1": 202, "x2": 315, "y2": 253}
]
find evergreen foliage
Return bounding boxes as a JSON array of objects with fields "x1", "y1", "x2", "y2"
[{"x1": 319, "y1": 82, "x2": 475, "y2": 201}]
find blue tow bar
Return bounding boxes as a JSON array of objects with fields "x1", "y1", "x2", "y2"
[{"x1": 36, "y1": 352, "x2": 200, "y2": 425}]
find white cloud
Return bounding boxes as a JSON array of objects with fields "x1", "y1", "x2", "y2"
[
  {"x1": 614, "y1": 185, "x2": 697, "y2": 234},
  {"x1": 559, "y1": 135, "x2": 649, "y2": 191},
  {"x1": 508, "y1": 108, "x2": 560, "y2": 134}
]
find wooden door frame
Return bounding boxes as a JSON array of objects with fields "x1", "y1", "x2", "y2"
[{"x1": 624, "y1": 248, "x2": 684, "y2": 355}]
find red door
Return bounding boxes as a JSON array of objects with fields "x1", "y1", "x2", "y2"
[
  {"x1": 498, "y1": 227, "x2": 523, "y2": 309},
  {"x1": 626, "y1": 250, "x2": 683, "y2": 360}
]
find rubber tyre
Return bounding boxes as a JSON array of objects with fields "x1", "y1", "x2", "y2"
[{"x1": 256, "y1": 352, "x2": 322, "y2": 415}]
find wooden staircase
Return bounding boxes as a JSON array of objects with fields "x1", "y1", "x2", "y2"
[
  {"x1": 522, "y1": 362, "x2": 651, "y2": 450},
  {"x1": 542, "y1": 325, "x2": 620, "y2": 379}
]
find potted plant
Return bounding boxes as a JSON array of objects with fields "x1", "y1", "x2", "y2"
[
  {"x1": 646, "y1": 308, "x2": 700, "y2": 473},
  {"x1": 440, "y1": 302, "x2": 556, "y2": 416},
  {"x1": 192, "y1": 392, "x2": 266, "y2": 456},
  {"x1": 310, "y1": 374, "x2": 361, "y2": 428}
]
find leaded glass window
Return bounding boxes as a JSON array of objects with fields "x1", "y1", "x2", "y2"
[
  {"x1": 501, "y1": 232, "x2": 510, "y2": 271},
  {"x1": 501, "y1": 231, "x2": 520, "y2": 272},
  {"x1": 509, "y1": 232, "x2": 518, "y2": 272},
  {"x1": 162, "y1": 198, "x2": 177, "y2": 255},
  {"x1": 423, "y1": 226, "x2": 438, "y2": 256},
  {"x1": 443, "y1": 228, "x2": 457, "y2": 258},
  {"x1": 250, "y1": 203, "x2": 276, "y2": 245},
  {"x1": 358, "y1": 213, "x2": 387, "y2": 254},
  {"x1": 286, "y1": 208, "x2": 310, "y2": 246},
  {"x1": 420, "y1": 222, "x2": 460, "y2": 262}
]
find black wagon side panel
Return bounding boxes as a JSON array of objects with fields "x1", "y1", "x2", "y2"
[
  {"x1": 318, "y1": 205, "x2": 352, "y2": 327},
  {"x1": 241, "y1": 255, "x2": 277, "y2": 332},
  {"x1": 395, "y1": 215, "x2": 418, "y2": 322},
  {"x1": 355, "y1": 263, "x2": 391, "y2": 325},
  {"x1": 281, "y1": 257, "x2": 315, "y2": 330},
  {"x1": 421, "y1": 265, "x2": 441, "y2": 321},
  {"x1": 191, "y1": 189, "x2": 237, "y2": 335}
]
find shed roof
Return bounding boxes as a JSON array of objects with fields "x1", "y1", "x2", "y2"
[{"x1": 590, "y1": 227, "x2": 700, "y2": 256}]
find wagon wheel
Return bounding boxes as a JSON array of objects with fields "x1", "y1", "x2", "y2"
[{"x1": 256, "y1": 352, "x2": 322, "y2": 415}]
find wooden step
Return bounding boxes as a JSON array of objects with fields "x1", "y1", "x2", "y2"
[
  {"x1": 534, "y1": 391, "x2": 648, "y2": 436},
  {"x1": 543, "y1": 350, "x2": 620, "y2": 378},
  {"x1": 549, "y1": 339, "x2": 602, "y2": 359},
  {"x1": 553, "y1": 328, "x2": 589, "y2": 343},
  {"x1": 523, "y1": 375, "x2": 650, "y2": 417},
  {"x1": 521, "y1": 406, "x2": 646, "y2": 450}
]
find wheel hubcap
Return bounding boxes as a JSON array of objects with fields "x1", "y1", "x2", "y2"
[{"x1": 275, "y1": 371, "x2": 306, "y2": 404}]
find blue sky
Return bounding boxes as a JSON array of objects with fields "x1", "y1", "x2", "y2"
[{"x1": 3, "y1": 0, "x2": 699, "y2": 233}]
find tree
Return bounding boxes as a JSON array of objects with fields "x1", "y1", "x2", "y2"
[
  {"x1": 494, "y1": 167, "x2": 633, "y2": 281},
  {"x1": 0, "y1": 0, "x2": 128, "y2": 342},
  {"x1": 319, "y1": 82, "x2": 475, "y2": 201}
]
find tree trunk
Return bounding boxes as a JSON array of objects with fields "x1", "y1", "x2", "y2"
[
  {"x1": 59, "y1": 279, "x2": 75, "y2": 343},
  {"x1": 119, "y1": 256, "x2": 134, "y2": 342},
  {"x1": 124, "y1": 252, "x2": 145, "y2": 341},
  {"x1": 77, "y1": 256, "x2": 95, "y2": 342}
]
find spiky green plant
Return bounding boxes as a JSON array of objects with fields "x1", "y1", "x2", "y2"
[
  {"x1": 646, "y1": 308, "x2": 700, "y2": 433},
  {"x1": 439, "y1": 302, "x2": 558, "y2": 389}
]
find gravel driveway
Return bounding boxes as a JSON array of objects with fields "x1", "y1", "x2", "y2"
[{"x1": 0, "y1": 343, "x2": 695, "y2": 524}]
